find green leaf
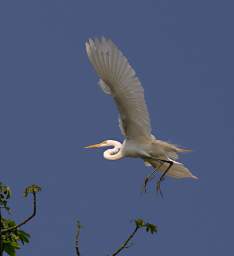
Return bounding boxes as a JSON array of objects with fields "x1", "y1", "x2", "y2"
[
  {"x1": 0, "y1": 184, "x2": 12, "y2": 199},
  {"x1": 145, "y1": 223, "x2": 158, "y2": 234},
  {"x1": 24, "y1": 184, "x2": 41, "y2": 197},
  {"x1": 135, "y1": 218, "x2": 145, "y2": 228},
  {"x1": 17, "y1": 230, "x2": 30, "y2": 244},
  {"x1": 4, "y1": 219, "x2": 17, "y2": 228},
  {"x1": 10, "y1": 241, "x2": 20, "y2": 249},
  {"x1": 18, "y1": 230, "x2": 30, "y2": 238},
  {"x1": 0, "y1": 182, "x2": 12, "y2": 211},
  {"x1": 4, "y1": 243, "x2": 16, "y2": 256}
]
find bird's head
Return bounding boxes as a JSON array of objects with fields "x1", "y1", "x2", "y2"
[{"x1": 84, "y1": 140, "x2": 123, "y2": 160}]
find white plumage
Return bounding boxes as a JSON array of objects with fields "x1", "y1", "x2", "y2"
[
  {"x1": 85, "y1": 37, "x2": 197, "y2": 192},
  {"x1": 86, "y1": 37, "x2": 151, "y2": 140}
]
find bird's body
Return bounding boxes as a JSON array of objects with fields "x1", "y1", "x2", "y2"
[
  {"x1": 122, "y1": 139, "x2": 150, "y2": 158},
  {"x1": 85, "y1": 37, "x2": 197, "y2": 190},
  {"x1": 122, "y1": 139, "x2": 168, "y2": 159}
]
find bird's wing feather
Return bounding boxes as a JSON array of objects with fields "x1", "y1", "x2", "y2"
[
  {"x1": 98, "y1": 79, "x2": 111, "y2": 94},
  {"x1": 86, "y1": 37, "x2": 152, "y2": 140}
]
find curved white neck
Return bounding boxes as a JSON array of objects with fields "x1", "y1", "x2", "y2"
[{"x1": 103, "y1": 140, "x2": 123, "y2": 160}]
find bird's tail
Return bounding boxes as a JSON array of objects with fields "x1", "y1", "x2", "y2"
[
  {"x1": 154, "y1": 140, "x2": 191, "y2": 160},
  {"x1": 147, "y1": 159, "x2": 197, "y2": 179},
  {"x1": 156, "y1": 139, "x2": 191, "y2": 152},
  {"x1": 175, "y1": 147, "x2": 192, "y2": 153}
]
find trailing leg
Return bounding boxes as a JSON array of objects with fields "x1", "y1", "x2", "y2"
[
  {"x1": 156, "y1": 160, "x2": 173, "y2": 197},
  {"x1": 142, "y1": 160, "x2": 164, "y2": 193}
]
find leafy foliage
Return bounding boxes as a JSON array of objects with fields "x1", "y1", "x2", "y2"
[
  {"x1": 23, "y1": 184, "x2": 41, "y2": 197},
  {"x1": 0, "y1": 182, "x2": 41, "y2": 256},
  {"x1": 0, "y1": 183, "x2": 12, "y2": 213},
  {"x1": 1, "y1": 218, "x2": 30, "y2": 256},
  {"x1": 135, "y1": 218, "x2": 158, "y2": 234}
]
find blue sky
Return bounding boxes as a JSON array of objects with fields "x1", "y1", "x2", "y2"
[{"x1": 0, "y1": 0, "x2": 234, "y2": 255}]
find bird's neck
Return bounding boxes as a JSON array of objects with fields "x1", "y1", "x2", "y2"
[{"x1": 103, "y1": 140, "x2": 123, "y2": 160}]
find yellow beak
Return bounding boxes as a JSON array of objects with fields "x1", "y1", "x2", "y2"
[{"x1": 84, "y1": 143, "x2": 102, "y2": 149}]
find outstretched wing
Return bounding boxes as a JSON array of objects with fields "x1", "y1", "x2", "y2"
[{"x1": 85, "y1": 37, "x2": 152, "y2": 141}]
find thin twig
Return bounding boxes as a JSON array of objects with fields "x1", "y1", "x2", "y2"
[
  {"x1": 75, "y1": 221, "x2": 81, "y2": 256},
  {"x1": 2, "y1": 192, "x2": 37, "y2": 234},
  {"x1": 112, "y1": 225, "x2": 139, "y2": 256}
]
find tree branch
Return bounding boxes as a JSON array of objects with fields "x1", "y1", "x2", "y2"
[
  {"x1": 112, "y1": 224, "x2": 139, "y2": 256},
  {"x1": 73, "y1": 218, "x2": 156, "y2": 256},
  {"x1": 2, "y1": 192, "x2": 37, "y2": 234}
]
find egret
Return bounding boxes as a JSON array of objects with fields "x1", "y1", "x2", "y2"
[{"x1": 85, "y1": 37, "x2": 197, "y2": 194}]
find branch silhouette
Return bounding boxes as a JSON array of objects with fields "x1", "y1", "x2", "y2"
[
  {"x1": 2, "y1": 194, "x2": 35, "y2": 234},
  {"x1": 74, "y1": 218, "x2": 157, "y2": 256},
  {"x1": 112, "y1": 219, "x2": 157, "y2": 256},
  {"x1": 75, "y1": 221, "x2": 82, "y2": 256},
  {"x1": 111, "y1": 224, "x2": 139, "y2": 256}
]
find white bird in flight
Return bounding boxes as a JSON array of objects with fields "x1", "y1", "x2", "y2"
[{"x1": 85, "y1": 37, "x2": 197, "y2": 194}]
